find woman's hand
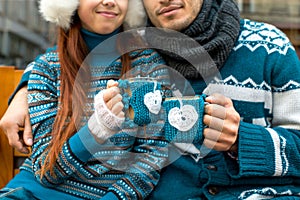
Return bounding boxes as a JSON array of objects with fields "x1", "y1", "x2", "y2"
[
  {"x1": 102, "y1": 80, "x2": 125, "y2": 119},
  {"x1": 88, "y1": 80, "x2": 125, "y2": 143}
]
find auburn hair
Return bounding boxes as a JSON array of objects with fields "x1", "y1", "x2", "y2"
[{"x1": 40, "y1": 15, "x2": 131, "y2": 177}]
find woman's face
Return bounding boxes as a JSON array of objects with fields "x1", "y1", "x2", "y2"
[{"x1": 78, "y1": 0, "x2": 128, "y2": 34}]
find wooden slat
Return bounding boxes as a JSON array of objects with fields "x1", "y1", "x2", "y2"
[
  {"x1": 14, "y1": 70, "x2": 24, "y2": 87},
  {"x1": 0, "y1": 66, "x2": 16, "y2": 188}
]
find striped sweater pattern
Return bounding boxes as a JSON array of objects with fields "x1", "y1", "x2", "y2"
[{"x1": 23, "y1": 49, "x2": 168, "y2": 200}]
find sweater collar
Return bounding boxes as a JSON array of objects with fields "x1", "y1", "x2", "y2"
[{"x1": 80, "y1": 27, "x2": 121, "y2": 52}]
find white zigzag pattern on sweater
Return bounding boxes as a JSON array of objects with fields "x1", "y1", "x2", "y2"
[
  {"x1": 238, "y1": 187, "x2": 293, "y2": 200},
  {"x1": 234, "y1": 19, "x2": 294, "y2": 55},
  {"x1": 273, "y1": 80, "x2": 300, "y2": 92},
  {"x1": 266, "y1": 128, "x2": 289, "y2": 176}
]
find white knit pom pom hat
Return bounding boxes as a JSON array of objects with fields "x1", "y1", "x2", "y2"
[{"x1": 39, "y1": 0, "x2": 147, "y2": 30}]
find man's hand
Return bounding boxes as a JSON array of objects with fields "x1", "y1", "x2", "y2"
[
  {"x1": 0, "y1": 86, "x2": 32, "y2": 154},
  {"x1": 203, "y1": 93, "x2": 240, "y2": 152}
]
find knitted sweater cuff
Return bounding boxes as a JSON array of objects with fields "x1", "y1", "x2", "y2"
[
  {"x1": 88, "y1": 114, "x2": 116, "y2": 143},
  {"x1": 226, "y1": 121, "x2": 275, "y2": 178},
  {"x1": 69, "y1": 124, "x2": 100, "y2": 162}
]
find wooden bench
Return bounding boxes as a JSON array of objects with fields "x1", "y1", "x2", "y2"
[{"x1": 0, "y1": 66, "x2": 30, "y2": 188}]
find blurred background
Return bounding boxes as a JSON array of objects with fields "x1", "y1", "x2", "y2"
[
  {"x1": 0, "y1": 0, "x2": 299, "y2": 69},
  {"x1": 0, "y1": 0, "x2": 55, "y2": 69},
  {"x1": 238, "y1": 0, "x2": 300, "y2": 57}
]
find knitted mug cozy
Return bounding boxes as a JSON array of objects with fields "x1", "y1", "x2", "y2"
[
  {"x1": 163, "y1": 94, "x2": 206, "y2": 143},
  {"x1": 118, "y1": 79, "x2": 163, "y2": 127}
]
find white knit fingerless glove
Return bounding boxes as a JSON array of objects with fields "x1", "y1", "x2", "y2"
[{"x1": 88, "y1": 90, "x2": 125, "y2": 142}]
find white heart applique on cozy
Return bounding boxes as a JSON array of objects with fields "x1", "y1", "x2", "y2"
[
  {"x1": 144, "y1": 90, "x2": 162, "y2": 114},
  {"x1": 168, "y1": 105, "x2": 199, "y2": 131}
]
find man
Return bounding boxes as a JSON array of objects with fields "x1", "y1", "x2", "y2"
[
  {"x1": 1, "y1": 0, "x2": 300, "y2": 199},
  {"x1": 141, "y1": 0, "x2": 300, "y2": 199}
]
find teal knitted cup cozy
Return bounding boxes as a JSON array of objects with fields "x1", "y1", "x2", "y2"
[
  {"x1": 130, "y1": 81, "x2": 162, "y2": 126},
  {"x1": 119, "y1": 79, "x2": 163, "y2": 127},
  {"x1": 163, "y1": 94, "x2": 206, "y2": 143}
]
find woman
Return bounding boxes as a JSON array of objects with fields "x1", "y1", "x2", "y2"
[{"x1": 0, "y1": 0, "x2": 168, "y2": 199}]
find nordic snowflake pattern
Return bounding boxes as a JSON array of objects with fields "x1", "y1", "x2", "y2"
[{"x1": 234, "y1": 19, "x2": 294, "y2": 55}]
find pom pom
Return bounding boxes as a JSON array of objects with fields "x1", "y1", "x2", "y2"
[
  {"x1": 124, "y1": 0, "x2": 147, "y2": 29},
  {"x1": 39, "y1": 0, "x2": 79, "y2": 30}
]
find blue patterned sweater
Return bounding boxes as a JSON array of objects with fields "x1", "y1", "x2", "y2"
[
  {"x1": 147, "y1": 19, "x2": 300, "y2": 200},
  {"x1": 19, "y1": 30, "x2": 169, "y2": 200}
]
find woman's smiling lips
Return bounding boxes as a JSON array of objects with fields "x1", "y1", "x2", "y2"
[{"x1": 97, "y1": 11, "x2": 118, "y2": 18}]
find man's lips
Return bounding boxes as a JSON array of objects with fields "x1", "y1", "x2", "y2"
[{"x1": 158, "y1": 5, "x2": 182, "y2": 15}]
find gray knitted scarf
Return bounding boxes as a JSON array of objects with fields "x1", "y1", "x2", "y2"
[{"x1": 146, "y1": 0, "x2": 240, "y2": 79}]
